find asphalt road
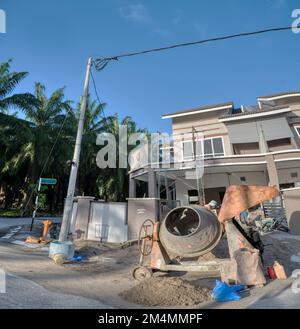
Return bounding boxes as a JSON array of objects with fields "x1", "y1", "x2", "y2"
[
  {"x1": 0, "y1": 217, "x2": 111, "y2": 309},
  {"x1": 0, "y1": 273, "x2": 110, "y2": 309},
  {"x1": 247, "y1": 283, "x2": 300, "y2": 309},
  {"x1": 0, "y1": 217, "x2": 61, "y2": 231}
]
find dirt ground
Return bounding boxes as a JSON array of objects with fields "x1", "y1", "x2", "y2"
[
  {"x1": 120, "y1": 276, "x2": 212, "y2": 306},
  {"x1": 65, "y1": 240, "x2": 140, "y2": 274},
  {"x1": 57, "y1": 233, "x2": 300, "y2": 307},
  {"x1": 1, "y1": 224, "x2": 300, "y2": 308}
]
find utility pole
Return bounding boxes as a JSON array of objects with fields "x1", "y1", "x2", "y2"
[
  {"x1": 59, "y1": 57, "x2": 93, "y2": 242},
  {"x1": 192, "y1": 126, "x2": 205, "y2": 206}
]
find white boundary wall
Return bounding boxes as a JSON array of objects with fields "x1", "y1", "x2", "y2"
[
  {"x1": 71, "y1": 199, "x2": 128, "y2": 243},
  {"x1": 88, "y1": 202, "x2": 127, "y2": 243}
]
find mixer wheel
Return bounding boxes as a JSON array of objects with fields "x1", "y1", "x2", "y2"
[
  {"x1": 132, "y1": 266, "x2": 153, "y2": 281},
  {"x1": 138, "y1": 219, "x2": 154, "y2": 256}
]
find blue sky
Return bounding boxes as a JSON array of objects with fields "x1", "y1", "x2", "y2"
[{"x1": 0, "y1": 0, "x2": 300, "y2": 132}]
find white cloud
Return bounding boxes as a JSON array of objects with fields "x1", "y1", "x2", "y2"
[{"x1": 120, "y1": 4, "x2": 150, "y2": 23}]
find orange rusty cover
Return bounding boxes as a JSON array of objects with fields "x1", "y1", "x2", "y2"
[{"x1": 218, "y1": 185, "x2": 278, "y2": 223}]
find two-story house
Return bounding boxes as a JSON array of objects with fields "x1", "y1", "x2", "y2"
[{"x1": 128, "y1": 91, "x2": 300, "y2": 208}]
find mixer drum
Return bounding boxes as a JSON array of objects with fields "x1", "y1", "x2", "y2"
[{"x1": 159, "y1": 206, "x2": 223, "y2": 258}]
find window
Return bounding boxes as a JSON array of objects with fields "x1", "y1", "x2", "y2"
[
  {"x1": 233, "y1": 142, "x2": 259, "y2": 155},
  {"x1": 267, "y1": 138, "x2": 292, "y2": 152},
  {"x1": 182, "y1": 141, "x2": 194, "y2": 159},
  {"x1": 201, "y1": 137, "x2": 225, "y2": 158},
  {"x1": 204, "y1": 139, "x2": 213, "y2": 157},
  {"x1": 182, "y1": 137, "x2": 225, "y2": 159},
  {"x1": 280, "y1": 183, "x2": 295, "y2": 190},
  {"x1": 188, "y1": 190, "x2": 199, "y2": 204},
  {"x1": 212, "y1": 138, "x2": 224, "y2": 156},
  {"x1": 295, "y1": 126, "x2": 300, "y2": 138}
]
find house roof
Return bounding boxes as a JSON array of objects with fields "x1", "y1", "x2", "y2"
[
  {"x1": 219, "y1": 106, "x2": 291, "y2": 122},
  {"x1": 258, "y1": 91, "x2": 300, "y2": 101},
  {"x1": 162, "y1": 102, "x2": 233, "y2": 119},
  {"x1": 220, "y1": 106, "x2": 275, "y2": 119},
  {"x1": 161, "y1": 91, "x2": 300, "y2": 121}
]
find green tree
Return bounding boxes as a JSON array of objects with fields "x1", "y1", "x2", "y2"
[
  {"x1": 0, "y1": 59, "x2": 146, "y2": 213},
  {"x1": 14, "y1": 82, "x2": 73, "y2": 213},
  {"x1": 76, "y1": 98, "x2": 107, "y2": 197},
  {"x1": 96, "y1": 113, "x2": 146, "y2": 201},
  {"x1": 0, "y1": 60, "x2": 37, "y2": 112},
  {"x1": 0, "y1": 60, "x2": 37, "y2": 209},
  {"x1": 20, "y1": 82, "x2": 72, "y2": 183}
]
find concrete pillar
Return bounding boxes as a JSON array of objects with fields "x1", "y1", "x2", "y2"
[
  {"x1": 157, "y1": 173, "x2": 161, "y2": 199},
  {"x1": 266, "y1": 154, "x2": 279, "y2": 189},
  {"x1": 129, "y1": 174, "x2": 136, "y2": 198},
  {"x1": 164, "y1": 176, "x2": 169, "y2": 201},
  {"x1": 148, "y1": 170, "x2": 156, "y2": 198},
  {"x1": 127, "y1": 198, "x2": 160, "y2": 240},
  {"x1": 258, "y1": 124, "x2": 268, "y2": 153},
  {"x1": 166, "y1": 182, "x2": 173, "y2": 202}
]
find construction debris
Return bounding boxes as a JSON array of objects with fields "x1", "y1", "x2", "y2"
[
  {"x1": 52, "y1": 254, "x2": 83, "y2": 265},
  {"x1": 273, "y1": 261, "x2": 287, "y2": 280},
  {"x1": 52, "y1": 253, "x2": 67, "y2": 265},
  {"x1": 25, "y1": 219, "x2": 53, "y2": 245},
  {"x1": 25, "y1": 236, "x2": 43, "y2": 244},
  {"x1": 120, "y1": 276, "x2": 212, "y2": 306},
  {"x1": 212, "y1": 280, "x2": 246, "y2": 302},
  {"x1": 267, "y1": 266, "x2": 276, "y2": 279}
]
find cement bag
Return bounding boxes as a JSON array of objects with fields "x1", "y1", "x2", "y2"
[{"x1": 233, "y1": 248, "x2": 266, "y2": 286}]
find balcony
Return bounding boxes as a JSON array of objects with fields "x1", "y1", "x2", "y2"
[{"x1": 129, "y1": 148, "x2": 300, "y2": 178}]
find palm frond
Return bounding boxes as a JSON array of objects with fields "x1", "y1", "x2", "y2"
[{"x1": 0, "y1": 71, "x2": 29, "y2": 98}]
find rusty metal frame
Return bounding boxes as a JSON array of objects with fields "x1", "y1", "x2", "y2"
[{"x1": 136, "y1": 185, "x2": 279, "y2": 286}]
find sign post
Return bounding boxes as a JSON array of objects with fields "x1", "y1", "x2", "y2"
[{"x1": 30, "y1": 178, "x2": 57, "y2": 231}]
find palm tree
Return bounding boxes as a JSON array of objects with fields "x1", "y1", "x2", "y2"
[
  {"x1": 74, "y1": 97, "x2": 107, "y2": 197},
  {"x1": 0, "y1": 60, "x2": 147, "y2": 211},
  {"x1": 21, "y1": 83, "x2": 72, "y2": 181},
  {"x1": 0, "y1": 60, "x2": 37, "y2": 209},
  {"x1": 96, "y1": 113, "x2": 146, "y2": 201},
  {"x1": 15, "y1": 82, "x2": 73, "y2": 213},
  {"x1": 0, "y1": 113, "x2": 33, "y2": 208},
  {"x1": 0, "y1": 60, "x2": 37, "y2": 112}
]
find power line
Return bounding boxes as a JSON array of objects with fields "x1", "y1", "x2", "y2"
[
  {"x1": 95, "y1": 25, "x2": 293, "y2": 70},
  {"x1": 90, "y1": 67, "x2": 108, "y2": 121}
]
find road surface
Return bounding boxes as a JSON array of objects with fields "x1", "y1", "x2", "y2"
[
  {"x1": 0, "y1": 273, "x2": 110, "y2": 309},
  {"x1": 0, "y1": 217, "x2": 300, "y2": 309}
]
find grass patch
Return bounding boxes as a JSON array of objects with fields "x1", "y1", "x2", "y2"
[
  {"x1": 0, "y1": 208, "x2": 62, "y2": 218},
  {"x1": 0, "y1": 208, "x2": 22, "y2": 217}
]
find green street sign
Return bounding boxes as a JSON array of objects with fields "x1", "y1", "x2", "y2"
[{"x1": 40, "y1": 178, "x2": 57, "y2": 185}]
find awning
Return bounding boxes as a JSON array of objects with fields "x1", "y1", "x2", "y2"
[
  {"x1": 258, "y1": 117, "x2": 293, "y2": 141},
  {"x1": 226, "y1": 117, "x2": 293, "y2": 143},
  {"x1": 226, "y1": 122, "x2": 259, "y2": 143}
]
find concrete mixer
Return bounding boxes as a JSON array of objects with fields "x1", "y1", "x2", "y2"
[{"x1": 132, "y1": 185, "x2": 278, "y2": 286}]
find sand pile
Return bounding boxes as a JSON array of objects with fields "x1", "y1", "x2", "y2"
[{"x1": 120, "y1": 276, "x2": 212, "y2": 307}]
